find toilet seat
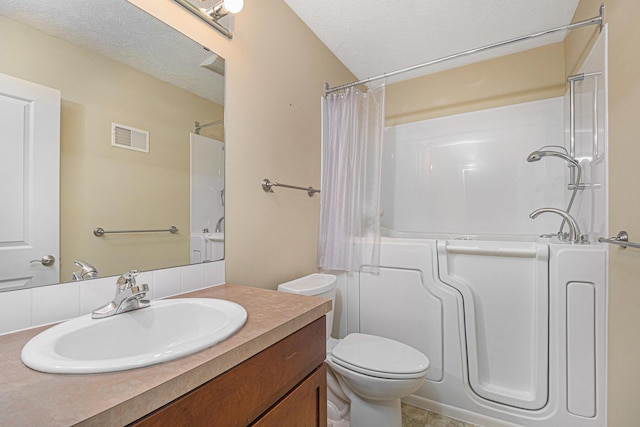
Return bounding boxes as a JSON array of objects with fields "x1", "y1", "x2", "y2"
[{"x1": 330, "y1": 333, "x2": 430, "y2": 380}]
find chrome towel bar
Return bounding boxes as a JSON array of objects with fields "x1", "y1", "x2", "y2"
[
  {"x1": 598, "y1": 231, "x2": 640, "y2": 249},
  {"x1": 262, "y1": 179, "x2": 320, "y2": 197},
  {"x1": 93, "y1": 226, "x2": 179, "y2": 237}
]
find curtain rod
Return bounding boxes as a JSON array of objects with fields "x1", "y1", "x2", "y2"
[{"x1": 325, "y1": 4, "x2": 605, "y2": 95}]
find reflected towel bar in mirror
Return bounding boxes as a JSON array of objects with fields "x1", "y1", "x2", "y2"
[
  {"x1": 598, "y1": 230, "x2": 640, "y2": 249},
  {"x1": 262, "y1": 179, "x2": 320, "y2": 197},
  {"x1": 93, "y1": 226, "x2": 179, "y2": 237}
]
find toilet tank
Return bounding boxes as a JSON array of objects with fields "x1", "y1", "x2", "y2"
[{"x1": 277, "y1": 273, "x2": 336, "y2": 339}]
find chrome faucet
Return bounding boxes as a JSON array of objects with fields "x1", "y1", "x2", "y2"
[
  {"x1": 215, "y1": 216, "x2": 225, "y2": 233},
  {"x1": 72, "y1": 260, "x2": 98, "y2": 281},
  {"x1": 529, "y1": 208, "x2": 582, "y2": 243},
  {"x1": 92, "y1": 270, "x2": 150, "y2": 319}
]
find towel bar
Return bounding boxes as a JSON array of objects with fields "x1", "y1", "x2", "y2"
[
  {"x1": 598, "y1": 231, "x2": 640, "y2": 249},
  {"x1": 262, "y1": 179, "x2": 320, "y2": 197},
  {"x1": 93, "y1": 226, "x2": 179, "y2": 237}
]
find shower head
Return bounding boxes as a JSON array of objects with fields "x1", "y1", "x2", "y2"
[{"x1": 526, "y1": 150, "x2": 579, "y2": 167}]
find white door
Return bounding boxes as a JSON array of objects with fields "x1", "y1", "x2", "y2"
[{"x1": 0, "y1": 73, "x2": 60, "y2": 290}]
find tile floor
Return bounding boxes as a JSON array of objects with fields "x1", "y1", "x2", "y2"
[{"x1": 402, "y1": 403, "x2": 480, "y2": 427}]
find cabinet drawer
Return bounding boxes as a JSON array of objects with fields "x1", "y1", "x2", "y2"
[{"x1": 131, "y1": 316, "x2": 326, "y2": 427}]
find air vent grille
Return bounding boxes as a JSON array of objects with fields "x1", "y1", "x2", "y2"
[{"x1": 112, "y1": 123, "x2": 149, "y2": 153}]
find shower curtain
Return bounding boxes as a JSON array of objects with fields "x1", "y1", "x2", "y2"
[{"x1": 317, "y1": 82, "x2": 385, "y2": 273}]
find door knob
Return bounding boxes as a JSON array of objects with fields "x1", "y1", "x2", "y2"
[{"x1": 30, "y1": 255, "x2": 55, "y2": 266}]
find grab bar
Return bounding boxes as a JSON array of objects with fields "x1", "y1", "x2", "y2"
[
  {"x1": 445, "y1": 244, "x2": 538, "y2": 258},
  {"x1": 94, "y1": 226, "x2": 179, "y2": 237},
  {"x1": 262, "y1": 178, "x2": 320, "y2": 197},
  {"x1": 598, "y1": 231, "x2": 640, "y2": 249}
]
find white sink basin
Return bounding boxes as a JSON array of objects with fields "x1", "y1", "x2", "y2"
[{"x1": 21, "y1": 298, "x2": 247, "y2": 374}]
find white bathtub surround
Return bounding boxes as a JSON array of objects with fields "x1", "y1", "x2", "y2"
[
  {"x1": 318, "y1": 82, "x2": 385, "y2": 273},
  {"x1": 0, "y1": 261, "x2": 225, "y2": 335},
  {"x1": 190, "y1": 133, "x2": 225, "y2": 262},
  {"x1": 381, "y1": 29, "x2": 607, "y2": 245},
  {"x1": 335, "y1": 236, "x2": 606, "y2": 426},
  {"x1": 382, "y1": 97, "x2": 566, "y2": 236},
  {"x1": 190, "y1": 232, "x2": 225, "y2": 263},
  {"x1": 356, "y1": 32, "x2": 608, "y2": 426}
]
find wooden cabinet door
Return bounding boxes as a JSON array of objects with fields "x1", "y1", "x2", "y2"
[
  {"x1": 130, "y1": 317, "x2": 325, "y2": 427},
  {"x1": 252, "y1": 364, "x2": 327, "y2": 427}
]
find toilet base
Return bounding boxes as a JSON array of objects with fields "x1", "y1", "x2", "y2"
[
  {"x1": 327, "y1": 367, "x2": 351, "y2": 426},
  {"x1": 327, "y1": 358, "x2": 423, "y2": 427},
  {"x1": 348, "y1": 392, "x2": 402, "y2": 427},
  {"x1": 327, "y1": 406, "x2": 350, "y2": 427}
]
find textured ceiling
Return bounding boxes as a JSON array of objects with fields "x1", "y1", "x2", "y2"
[
  {"x1": 0, "y1": 0, "x2": 224, "y2": 105},
  {"x1": 284, "y1": 0, "x2": 581, "y2": 86},
  {"x1": 2, "y1": 1, "x2": 584, "y2": 98}
]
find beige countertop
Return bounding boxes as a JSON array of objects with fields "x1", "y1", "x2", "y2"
[{"x1": 0, "y1": 284, "x2": 331, "y2": 426}]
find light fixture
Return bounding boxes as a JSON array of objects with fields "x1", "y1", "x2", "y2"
[
  {"x1": 207, "y1": 0, "x2": 244, "y2": 17},
  {"x1": 174, "y1": 0, "x2": 244, "y2": 39}
]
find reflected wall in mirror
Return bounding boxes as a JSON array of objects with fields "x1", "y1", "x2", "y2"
[{"x1": 0, "y1": 0, "x2": 225, "y2": 291}]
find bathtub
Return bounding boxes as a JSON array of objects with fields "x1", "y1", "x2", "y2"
[{"x1": 337, "y1": 232, "x2": 607, "y2": 427}]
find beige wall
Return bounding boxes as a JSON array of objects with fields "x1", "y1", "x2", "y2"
[
  {"x1": 127, "y1": 1, "x2": 640, "y2": 422},
  {"x1": 567, "y1": 1, "x2": 640, "y2": 425},
  {"x1": 386, "y1": 42, "x2": 566, "y2": 125},
  {"x1": 129, "y1": 0, "x2": 355, "y2": 288},
  {"x1": 130, "y1": 0, "x2": 640, "y2": 423},
  {"x1": 0, "y1": 16, "x2": 223, "y2": 280}
]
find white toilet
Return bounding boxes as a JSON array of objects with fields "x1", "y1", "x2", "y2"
[{"x1": 278, "y1": 273, "x2": 430, "y2": 427}]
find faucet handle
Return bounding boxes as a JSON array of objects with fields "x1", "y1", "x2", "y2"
[
  {"x1": 72, "y1": 260, "x2": 98, "y2": 281},
  {"x1": 116, "y1": 270, "x2": 140, "y2": 289}
]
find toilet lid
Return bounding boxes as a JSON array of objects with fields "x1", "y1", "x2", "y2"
[{"x1": 330, "y1": 333, "x2": 430, "y2": 379}]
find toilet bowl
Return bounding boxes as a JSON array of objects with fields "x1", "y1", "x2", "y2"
[{"x1": 278, "y1": 273, "x2": 430, "y2": 427}]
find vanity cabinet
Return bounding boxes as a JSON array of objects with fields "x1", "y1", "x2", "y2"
[{"x1": 131, "y1": 316, "x2": 327, "y2": 427}]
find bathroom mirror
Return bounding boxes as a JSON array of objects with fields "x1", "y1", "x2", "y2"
[{"x1": 0, "y1": 0, "x2": 225, "y2": 291}]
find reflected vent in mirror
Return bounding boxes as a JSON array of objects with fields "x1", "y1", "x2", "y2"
[{"x1": 112, "y1": 123, "x2": 149, "y2": 153}]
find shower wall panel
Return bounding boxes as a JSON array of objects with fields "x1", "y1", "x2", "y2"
[{"x1": 382, "y1": 97, "x2": 565, "y2": 236}]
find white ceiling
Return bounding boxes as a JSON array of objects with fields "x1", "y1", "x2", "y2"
[
  {"x1": 0, "y1": 0, "x2": 225, "y2": 105},
  {"x1": 284, "y1": 0, "x2": 581, "y2": 86},
  {"x1": 1, "y1": 1, "x2": 583, "y2": 98}
]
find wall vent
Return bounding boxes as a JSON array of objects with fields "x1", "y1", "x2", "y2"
[{"x1": 112, "y1": 123, "x2": 149, "y2": 153}]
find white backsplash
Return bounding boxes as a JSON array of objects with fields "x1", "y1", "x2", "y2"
[{"x1": 0, "y1": 261, "x2": 225, "y2": 335}]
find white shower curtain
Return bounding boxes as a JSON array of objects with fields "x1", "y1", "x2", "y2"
[{"x1": 318, "y1": 82, "x2": 385, "y2": 273}]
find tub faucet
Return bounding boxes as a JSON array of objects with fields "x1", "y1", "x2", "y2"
[
  {"x1": 91, "y1": 270, "x2": 150, "y2": 319},
  {"x1": 215, "y1": 216, "x2": 225, "y2": 233},
  {"x1": 529, "y1": 208, "x2": 582, "y2": 243}
]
